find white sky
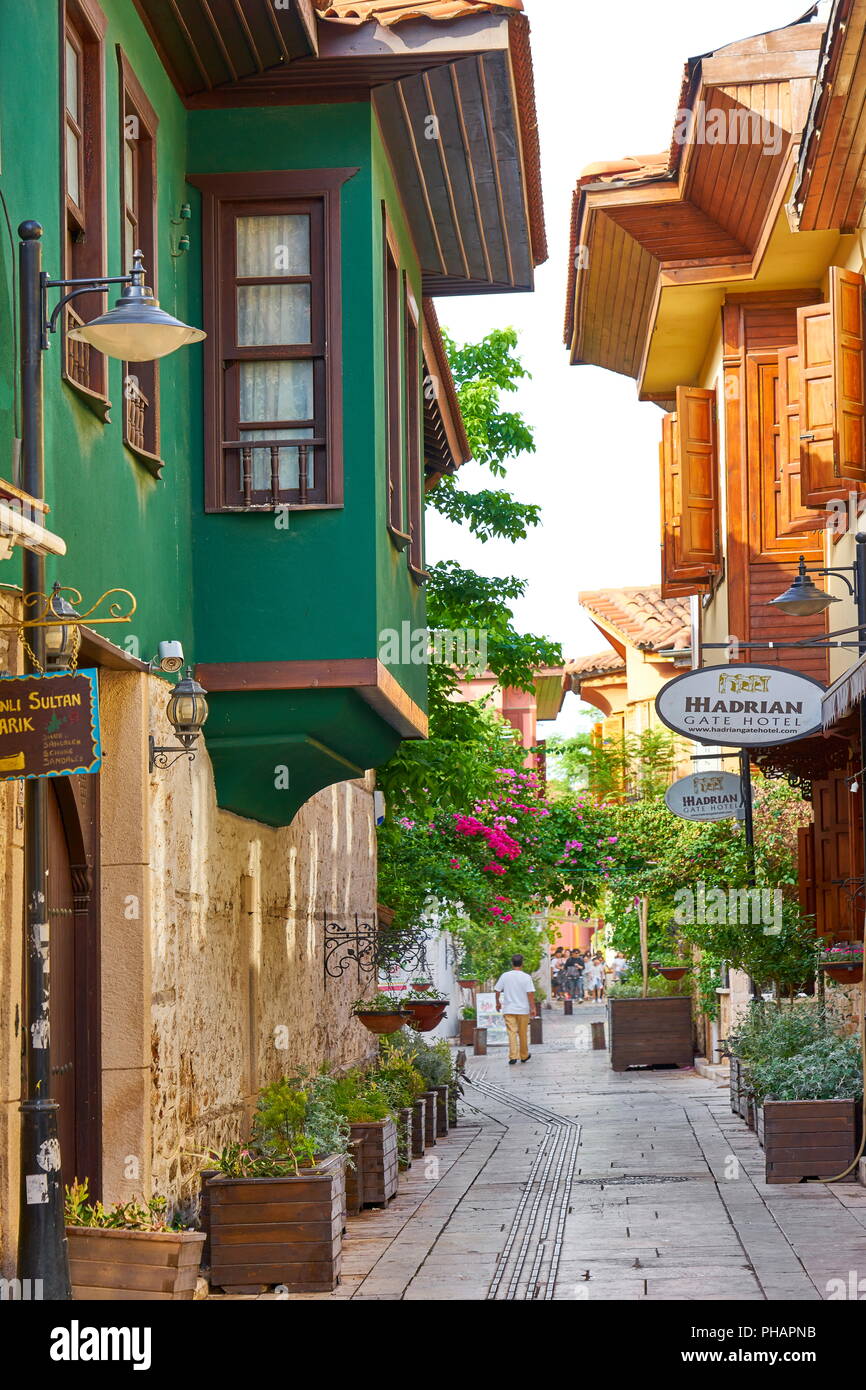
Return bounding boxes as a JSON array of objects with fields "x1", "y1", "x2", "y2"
[{"x1": 429, "y1": 0, "x2": 819, "y2": 738}]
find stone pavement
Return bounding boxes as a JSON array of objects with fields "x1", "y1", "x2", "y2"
[{"x1": 228, "y1": 1005, "x2": 866, "y2": 1301}]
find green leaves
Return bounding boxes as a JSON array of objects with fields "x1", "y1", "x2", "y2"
[{"x1": 428, "y1": 479, "x2": 541, "y2": 542}]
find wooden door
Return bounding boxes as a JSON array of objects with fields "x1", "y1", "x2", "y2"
[
  {"x1": 812, "y1": 772, "x2": 859, "y2": 941},
  {"x1": 47, "y1": 775, "x2": 101, "y2": 1195}
]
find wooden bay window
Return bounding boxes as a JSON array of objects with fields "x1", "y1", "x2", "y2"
[
  {"x1": 117, "y1": 49, "x2": 160, "y2": 471},
  {"x1": 191, "y1": 169, "x2": 354, "y2": 512},
  {"x1": 404, "y1": 277, "x2": 424, "y2": 581},
  {"x1": 61, "y1": 0, "x2": 108, "y2": 410}
]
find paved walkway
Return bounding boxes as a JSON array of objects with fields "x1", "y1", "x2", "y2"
[{"x1": 236, "y1": 1006, "x2": 866, "y2": 1301}]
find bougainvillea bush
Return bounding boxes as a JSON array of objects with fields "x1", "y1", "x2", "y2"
[{"x1": 378, "y1": 757, "x2": 618, "y2": 978}]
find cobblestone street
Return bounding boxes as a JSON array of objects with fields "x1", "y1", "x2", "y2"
[{"x1": 279, "y1": 1006, "x2": 866, "y2": 1302}]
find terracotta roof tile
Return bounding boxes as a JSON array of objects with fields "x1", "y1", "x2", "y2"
[
  {"x1": 314, "y1": 1, "x2": 524, "y2": 23},
  {"x1": 579, "y1": 586, "x2": 691, "y2": 654},
  {"x1": 565, "y1": 650, "x2": 627, "y2": 679}
]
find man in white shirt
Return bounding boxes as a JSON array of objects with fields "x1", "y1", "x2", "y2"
[{"x1": 494, "y1": 954, "x2": 537, "y2": 1065}]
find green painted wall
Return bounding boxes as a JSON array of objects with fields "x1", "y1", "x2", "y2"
[{"x1": 0, "y1": 2, "x2": 429, "y2": 824}]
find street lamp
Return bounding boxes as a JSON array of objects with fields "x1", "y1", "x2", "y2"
[
  {"x1": 149, "y1": 669, "x2": 209, "y2": 771},
  {"x1": 44, "y1": 582, "x2": 80, "y2": 668},
  {"x1": 16, "y1": 221, "x2": 205, "y2": 1300},
  {"x1": 769, "y1": 556, "x2": 841, "y2": 617}
]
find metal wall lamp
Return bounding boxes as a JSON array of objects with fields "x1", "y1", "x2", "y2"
[
  {"x1": 149, "y1": 668, "x2": 209, "y2": 772},
  {"x1": 42, "y1": 246, "x2": 205, "y2": 361}
]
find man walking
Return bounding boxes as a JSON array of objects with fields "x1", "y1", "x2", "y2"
[{"x1": 494, "y1": 954, "x2": 537, "y2": 1065}]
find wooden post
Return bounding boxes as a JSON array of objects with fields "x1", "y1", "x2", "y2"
[
  {"x1": 473, "y1": 1027, "x2": 487, "y2": 1056},
  {"x1": 563, "y1": 999, "x2": 573, "y2": 1016},
  {"x1": 591, "y1": 1020, "x2": 606, "y2": 1050},
  {"x1": 640, "y1": 896, "x2": 649, "y2": 998}
]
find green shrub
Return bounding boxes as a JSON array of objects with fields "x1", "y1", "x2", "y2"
[
  {"x1": 607, "y1": 974, "x2": 687, "y2": 999},
  {"x1": 751, "y1": 1034, "x2": 862, "y2": 1103}
]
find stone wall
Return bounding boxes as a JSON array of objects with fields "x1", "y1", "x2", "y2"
[{"x1": 101, "y1": 671, "x2": 379, "y2": 1209}]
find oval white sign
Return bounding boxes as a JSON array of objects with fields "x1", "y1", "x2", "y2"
[
  {"x1": 665, "y1": 772, "x2": 743, "y2": 822},
  {"x1": 655, "y1": 664, "x2": 825, "y2": 747}
]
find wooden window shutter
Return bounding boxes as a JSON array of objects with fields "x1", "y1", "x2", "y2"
[
  {"x1": 776, "y1": 346, "x2": 822, "y2": 536},
  {"x1": 798, "y1": 266, "x2": 866, "y2": 506},
  {"x1": 675, "y1": 386, "x2": 721, "y2": 576},
  {"x1": 658, "y1": 391, "x2": 720, "y2": 594},
  {"x1": 797, "y1": 824, "x2": 816, "y2": 923}
]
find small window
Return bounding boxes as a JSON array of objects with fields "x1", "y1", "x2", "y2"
[
  {"x1": 61, "y1": 0, "x2": 107, "y2": 408},
  {"x1": 404, "y1": 279, "x2": 424, "y2": 580},
  {"x1": 118, "y1": 49, "x2": 160, "y2": 471},
  {"x1": 191, "y1": 170, "x2": 352, "y2": 512},
  {"x1": 384, "y1": 212, "x2": 408, "y2": 548}
]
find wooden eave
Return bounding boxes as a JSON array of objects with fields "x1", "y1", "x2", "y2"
[
  {"x1": 131, "y1": 0, "x2": 319, "y2": 96},
  {"x1": 794, "y1": 0, "x2": 866, "y2": 233},
  {"x1": 566, "y1": 23, "x2": 825, "y2": 385},
  {"x1": 421, "y1": 298, "x2": 472, "y2": 486}
]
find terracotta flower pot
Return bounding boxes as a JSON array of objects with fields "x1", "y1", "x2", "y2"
[
  {"x1": 652, "y1": 965, "x2": 689, "y2": 981},
  {"x1": 410, "y1": 982, "x2": 432, "y2": 993},
  {"x1": 457, "y1": 979, "x2": 478, "y2": 989},
  {"x1": 403, "y1": 1000, "x2": 447, "y2": 1032},
  {"x1": 354, "y1": 1010, "x2": 408, "y2": 1035},
  {"x1": 823, "y1": 964, "x2": 864, "y2": 984}
]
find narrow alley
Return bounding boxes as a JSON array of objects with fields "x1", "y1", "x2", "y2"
[{"x1": 278, "y1": 1008, "x2": 866, "y2": 1302}]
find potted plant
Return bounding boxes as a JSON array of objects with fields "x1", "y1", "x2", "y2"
[
  {"x1": 459, "y1": 1004, "x2": 477, "y2": 1046},
  {"x1": 401, "y1": 987, "x2": 448, "y2": 1033},
  {"x1": 818, "y1": 940, "x2": 864, "y2": 985},
  {"x1": 376, "y1": 1053, "x2": 427, "y2": 1170},
  {"x1": 352, "y1": 992, "x2": 409, "y2": 1035},
  {"x1": 650, "y1": 958, "x2": 691, "y2": 982},
  {"x1": 607, "y1": 973, "x2": 693, "y2": 1072},
  {"x1": 65, "y1": 1180, "x2": 205, "y2": 1301},
  {"x1": 329, "y1": 1071, "x2": 399, "y2": 1208},
  {"x1": 204, "y1": 1075, "x2": 349, "y2": 1294},
  {"x1": 751, "y1": 1030, "x2": 862, "y2": 1183},
  {"x1": 409, "y1": 978, "x2": 433, "y2": 994}
]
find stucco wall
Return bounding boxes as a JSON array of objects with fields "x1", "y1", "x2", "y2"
[{"x1": 100, "y1": 671, "x2": 379, "y2": 1209}]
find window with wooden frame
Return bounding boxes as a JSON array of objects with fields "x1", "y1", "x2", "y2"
[
  {"x1": 117, "y1": 49, "x2": 160, "y2": 472},
  {"x1": 659, "y1": 385, "x2": 721, "y2": 596},
  {"x1": 384, "y1": 213, "x2": 408, "y2": 548},
  {"x1": 797, "y1": 266, "x2": 866, "y2": 508},
  {"x1": 190, "y1": 169, "x2": 354, "y2": 513},
  {"x1": 404, "y1": 277, "x2": 424, "y2": 581},
  {"x1": 61, "y1": 0, "x2": 107, "y2": 410}
]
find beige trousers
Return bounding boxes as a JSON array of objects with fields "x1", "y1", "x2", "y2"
[{"x1": 504, "y1": 1013, "x2": 530, "y2": 1061}]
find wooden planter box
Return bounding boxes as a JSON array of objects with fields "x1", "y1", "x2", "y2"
[
  {"x1": 764, "y1": 1099, "x2": 860, "y2": 1184},
  {"x1": 729, "y1": 1056, "x2": 742, "y2": 1115},
  {"x1": 756, "y1": 1103, "x2": 765, "y2": 1149},
  {"x1": 67, "y1": 1226, "x2": 206, "y2": 1301},
  {"x1": 344, "y1": 1137, "x2": 365, "y2": 1216},
  {"x1": 396, "y1": 1106, "x2": 413, "y2": 1170},
  {"x1": 459, "y1": 1020, "x2": 476, "y2": 1046},
  {"x1": 411, "y1": 1098, "x2": 426, "y2": 1157},
  {"x1": 422, "y1": 1091, "x2": 438, "y2": 1146},
  {"x1": 608, "y1": 997, "x2": 693, "y2": 1072},
  {"x1": 206, "y1": 1155, "x2": 344, "y2": 1294},
  {"x1": 348, "y1": 1119, "x2": 399, "y2": 1207},
  {"x1": 432, "y1": 1084, "x2": 449, "y2": 1137}
]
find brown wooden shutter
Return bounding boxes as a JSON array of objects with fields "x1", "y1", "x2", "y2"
[
  {"x1": 659, "y1": 405, "x2": 717, "y2": 596},
  {"x1": 798, "y1": 267, "x2": 866, "y2": 506},
  {"x1": 675, "y1": 386, "x2": 720, "y2": 575},
  {"x1": 776, "y1": 346, "x2": 823, "y2": 537},
  {"x1": 797, "y1": 824, "x2": 816, "y2": 923}
]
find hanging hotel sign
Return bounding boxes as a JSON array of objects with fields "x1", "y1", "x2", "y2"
[
  {"x1": 655, "y1": 664, "x2": 825, "y2": 747},
  {"x1": 665, "y1": 772, "x2": 743, "y2": 822},
  {"x1": 0, "y1": 668, "x2": 101, "y2": 781}
]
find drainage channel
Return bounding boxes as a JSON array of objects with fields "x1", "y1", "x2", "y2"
[{"x1": 465, "y1": 1072, "x2": 580, "y2": 1302}]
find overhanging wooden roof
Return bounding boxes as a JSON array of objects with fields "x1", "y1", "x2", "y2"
[
  {"x1": 422, "y1": 298, "x2": 472, "y2": 484},
  {"x1": 564, "y1": 13, "x2": 825, "y2": 391},
  {"x1": 794, "y1": 0, "x2": 866, "y2": 232},
  {"x1": 134, "y1": 2, "x2": 544, "y2": 296}
]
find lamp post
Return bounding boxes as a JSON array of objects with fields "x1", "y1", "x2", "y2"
[{"x1": 16, "y1": 221, "x2": 203, "y2": 1299}]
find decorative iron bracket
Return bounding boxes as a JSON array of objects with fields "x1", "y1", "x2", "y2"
[{"x1": 323, "y1": 912, "x2": 378, "y2": 984}]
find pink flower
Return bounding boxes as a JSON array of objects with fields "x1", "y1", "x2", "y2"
[{"x1": 449, "y1": 859, "x2": 460, "y2": 869}]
